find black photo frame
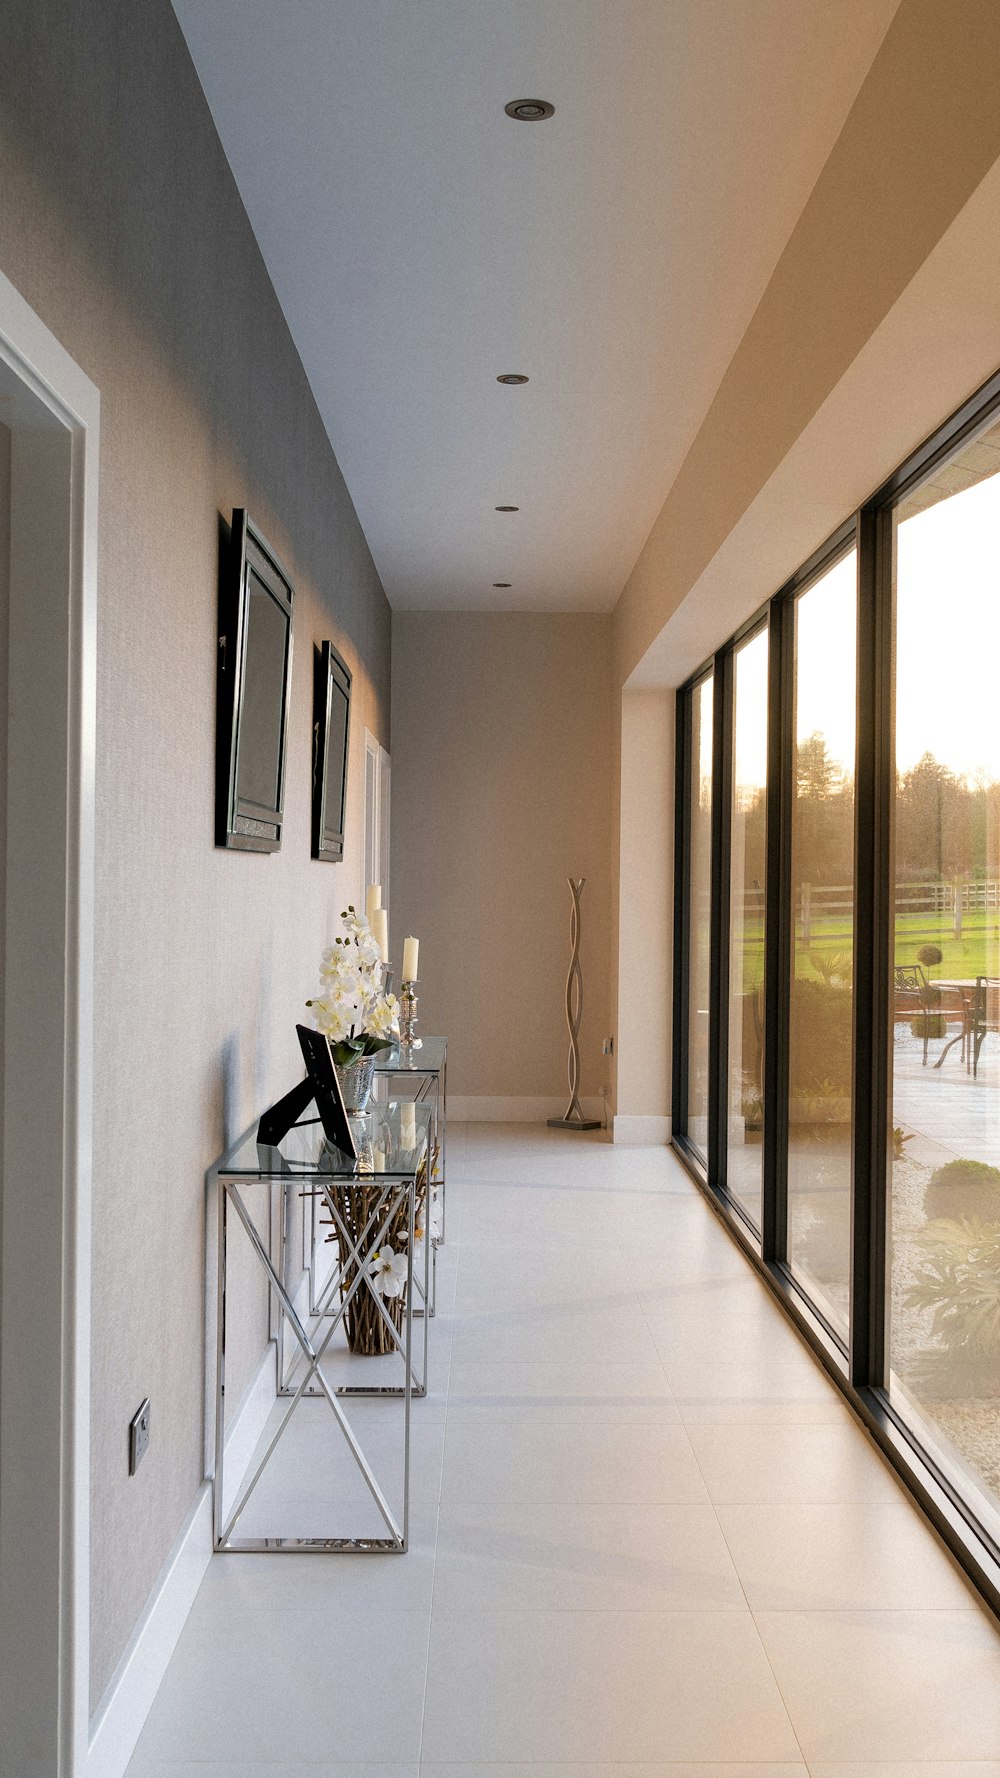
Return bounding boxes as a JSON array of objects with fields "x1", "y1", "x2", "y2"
[
  {"x1": 296, "y1": 1025, "x2": 358, "y2": 1158},
  {"x1": 216, "y1": 509, "x2": 294, "y2": 852},
  {"x1": 311, "y1": 640, "x2": 352, "y2": 862}
]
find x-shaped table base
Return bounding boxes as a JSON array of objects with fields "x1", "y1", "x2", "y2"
[{"x1": 214, "y1": 1168, "x2": 419, "y2": 1554}]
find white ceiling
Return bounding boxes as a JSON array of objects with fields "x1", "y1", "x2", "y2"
[{"x1": 172, "y1": 0, "x2": 899, "y2": 613}]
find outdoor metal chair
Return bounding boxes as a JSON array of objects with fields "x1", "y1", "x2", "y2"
[
  {"x1": 893, "y1": 963, "x2": 969, "y2": 1068},
  {"x1": 970, "y1": 977, "x2": 1000, "y2": 1078}
]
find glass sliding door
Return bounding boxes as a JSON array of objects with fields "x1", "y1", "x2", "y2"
[
  {"x1": 786, "y1": 550, "x2": 857, "y2": 1338},
  {"x1": 888, "y1": 421, "x2": 1000, "y2": 1532},
  {"x1": 727, "y1": 627, "x2": 768, "y2": 1228},
  {"x1": 685, "y1": 672, "x2": 714, "y2": 1163}
]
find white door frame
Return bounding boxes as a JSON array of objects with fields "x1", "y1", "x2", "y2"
[
  {"x1": 364, "y1": 727, "x2": 391, "y2": 913},
  {"x1": 0, "y1": 269, "x2": 98, "y2": 1777}
]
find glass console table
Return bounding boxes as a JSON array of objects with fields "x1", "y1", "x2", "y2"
[
  {"x1": 211, "y1": 1100, "x2": 432, "y2": 1554},
  {"x1": 372, "y1": 1037, "x2": 448, "y2": 1313}
]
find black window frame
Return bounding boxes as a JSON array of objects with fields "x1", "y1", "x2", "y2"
[{"x1": 671, "y1": 365, "x2": 1000, "y2": 1620}]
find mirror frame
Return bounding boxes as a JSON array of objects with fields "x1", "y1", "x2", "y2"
[
  {"x1": 216, "y1": 508, "x2": 294, "y2": 853},
  {"x1": 311, "y1": 639, "x2": 352, "y2": 862}
]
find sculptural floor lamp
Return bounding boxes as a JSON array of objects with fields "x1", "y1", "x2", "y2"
[{"x1": 548, "y1": 877, "x2": 601, "y2": 1131}]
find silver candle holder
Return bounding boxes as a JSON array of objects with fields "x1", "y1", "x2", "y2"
[{"x1": 399, "y1": 979, "x2": 422, "y2": 1049}]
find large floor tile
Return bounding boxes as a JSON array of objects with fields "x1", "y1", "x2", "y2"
[
  {"x1": 129, "y1": 1607, "x2": 429, "y2": 1765},
  {"x1": 756, "y1": 1610, "x2": 1000, "y2": 1762},
  {"x1": 129, "y1": 1765, "x2": 418, "y2": 1777},
  {"x1": 420, "y1": 1610, "x2": 801, "y2": 1763},
  {"x1": 447, "y1": 1356, "x2": 679, "y2": 1419},
  {"x1": 716, "y1": 1503, "x2": 978, "y2": 1610},
  {"x1": 440, "y1": 1405, "x2": 708, "y2": 1503},
  {"x1": 808, "y1": 1765, "x2": 1000, "y2": 1778},
  {"x1": 687, "y1": 1421, "x2": 904, "y2": 1504},
  {"x1": 660, "y1": 1340, "x2": 848, "y2": 1425},
  {"x1": 458, "y1": 1184, "x2": 615, "y2": 1246},
  {"x1": 232, "y1": 1397, "x2": 447, "y2": 1523},
  {"x1": 450, "y1": 1298, "x2": 660, "y2": 1364},
  {"x1": 804, "y1": 1763, "x2": 1000, "y2": 1778},
  {"x1": 433, "y1": 1501, "x2": 745, "y2": 1611},
  {"x1": 419, "y1": 1766, "x2": 808, "y2": 1778},
  {"x1": 619, "y1": 1223, "x2": 752, "y2": 1285},
  {"x1": 196, "y1": 1502, "x2": 438, "y2": 1613},
  {"x1": 638, "y1": 1271, "x2": 799, "y2": 1346},
  {"x1": 454, "y1": 1242, "x2": 636, "y2": 1310}
]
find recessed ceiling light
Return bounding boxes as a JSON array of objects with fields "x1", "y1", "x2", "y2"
[
  {"x1": 505, "y1": 99, "x2": 554, "y2": 121},
  {"x1": 493, "y1": 582, "x2": 512, "y2": 588},
  {"x1": 495, "y1": 505, "x2": 519, "y2": 512},
  {"x1": 497, "y1": 373, "x2": 529, "y2": 385}
]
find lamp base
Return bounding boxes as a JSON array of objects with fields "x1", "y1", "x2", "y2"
[{"x1": 547, "y1": 1115, "x2": 601, "y2": 1131}]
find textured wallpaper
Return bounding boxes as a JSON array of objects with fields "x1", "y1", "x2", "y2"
[{"x1": 0, "y1": 0, "x2": 391, "y2": 1707}]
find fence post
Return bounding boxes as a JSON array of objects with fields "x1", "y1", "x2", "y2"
[
  {"x1": 801, "y1": 881, "x2": 812, "y2": 946},
  {"x1": 954, "y1": 876, "x2": 963, "y2": 939}
]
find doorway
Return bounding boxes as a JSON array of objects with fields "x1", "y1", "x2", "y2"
[{"x1": 0, "y1": 273, "x2": 98, "y2": 1777}]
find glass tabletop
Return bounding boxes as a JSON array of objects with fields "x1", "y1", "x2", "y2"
[
  {"x1": 372, "y1": 1036, "x2": 447, "y2": 1075},
  {"x1": 217, "y1": 1100, "x2": 433, "y2": 1179}
]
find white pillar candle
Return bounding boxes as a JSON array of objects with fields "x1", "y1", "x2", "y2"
[
  {"x1": 365, "y1": 883, "x2": 381, "y2": 922},
  {"x1": 401, "y1": 1100, "x2": 416, "y2": 1147},
  {"x1": 372, "y1": 906, "x2": 388, "y2": 960},
  {"x1": 402, "y1": 935, "x2": 419, "y2": 981}
]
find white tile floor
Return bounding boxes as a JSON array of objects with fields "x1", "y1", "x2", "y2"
[{"x1": 126, "y1": 1124, "x2": 1000, "y2": 1778}]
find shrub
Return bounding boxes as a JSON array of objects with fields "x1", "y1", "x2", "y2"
[
  {"x1": 911, "y1": 1013, "x2": 946, "y2": 1040},
  {"x1": 788, "y1": 978, "x2": 852, "y2": 1099},
  {"x1": 917, "y1": 943, "x2": 943, "y2": 967},
  {"x1": 924, "y1": 1157, "x2": 1000, "y2": 1223},
  {"x1": 905, "y1": 1216, "x2": 1000, "y2": 1398}
]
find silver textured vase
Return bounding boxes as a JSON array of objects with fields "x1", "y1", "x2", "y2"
[{"x1": 335, "y1": 1053, "x2": 376, "y2": 1113}]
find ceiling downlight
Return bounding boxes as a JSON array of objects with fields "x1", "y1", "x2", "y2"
[
  {"x1": 497, "y1": 373, "x2": 529, "y2": 385},
  {"x1": 495, "y1": 505, "x2": 519, "y2": 512},
  {"x1": 504, "y1": 99, "x2": 554, "y2": 122}
]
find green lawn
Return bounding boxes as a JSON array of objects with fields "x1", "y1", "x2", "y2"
[{"x1": 732, "y1": 908, "x2": 1000, "y2": 992}]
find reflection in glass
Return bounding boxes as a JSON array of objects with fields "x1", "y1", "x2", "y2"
[
  {"x1": 727, "y1": 629, "x2": 768, "y2": 1228},
  {"x1": 889, "y1": 428, "x2": 1000, "y2": 1534},
  {"x1": 786, "y1": 551, "x2": 856, "y2": 1337},
  {"x1": 686, "y1": 674, "x2": 713, "y2": 1160},
  {"x1": 237, "y1": 573, "x2": 288, "y2": 811}
]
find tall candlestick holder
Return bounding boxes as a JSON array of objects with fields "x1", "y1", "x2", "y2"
[{"x1": 399, "y1": 979, "x2": 422, "y2": 1049}]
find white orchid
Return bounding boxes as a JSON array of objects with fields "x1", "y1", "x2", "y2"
[
  {"x1": 367, "y1": 991, "x2": 400, "y2": 1039},
  {"x1": 369, "y1": 1245, "x2": 408, "y2": 1298},
  {"x1": 307, "y1": 905, "x2": 399, "y2": 1060}
]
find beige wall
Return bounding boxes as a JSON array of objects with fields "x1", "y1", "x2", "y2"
[
  {"x1": 615, "y1": 691, "x2": 673, "y2": 1139},
  {"x1": 391, "y1": 612, "x2": 612, "y2": 1114},
  {"x1": 0, "y1": 0, "x2": 391, "y2": 1706},
  {"x1": 615, "y1": 0, "x2": 1000, "y2": 689},
  {"x1": 610, "y1": 0, "x2": 1000, "y2": 1133}
]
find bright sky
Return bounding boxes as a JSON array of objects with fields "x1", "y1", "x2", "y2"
[{"x1": 731, "y1": 468, "x2": 1000, "y2": 794}]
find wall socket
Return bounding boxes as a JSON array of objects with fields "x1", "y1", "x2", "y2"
[{"x1": 129, "y1": 1398, "x2": 151, "y2": 1475}]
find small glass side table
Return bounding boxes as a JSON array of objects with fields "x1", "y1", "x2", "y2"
[
  {"x1": 211, "y1": 1101, "x2": 431, "y2": 1554},
  {"x1": 372, "y1": 1037, "x2": 448, "y2": 1315}
]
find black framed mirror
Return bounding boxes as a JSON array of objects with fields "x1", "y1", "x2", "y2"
[
  {"x1": 216, "y1": 509, "x2": 294, "y2": 852},
  {"x1": 311, "y1": 640, "x2": 352, "y2": 862}
]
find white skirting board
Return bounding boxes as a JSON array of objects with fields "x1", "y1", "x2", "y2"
[
  {"x1": 86, "y1": 1341, "x2": 277, "y2": 1778},
  {"x1": 612, "y1": 1114, "x2": 672, "y2": 1146},
  {"x1": 449, "y1": 1094, "x2": 605, "y2": 1124}
]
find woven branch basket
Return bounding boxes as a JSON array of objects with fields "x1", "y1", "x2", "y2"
[{"x1": 323, "y1": 1150, "x2": 430, "y2": 1355}]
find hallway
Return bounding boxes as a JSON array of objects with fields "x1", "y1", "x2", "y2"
[{"x1": 126, "y1": 1125, "x2": 1000, "y2": 1775}]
